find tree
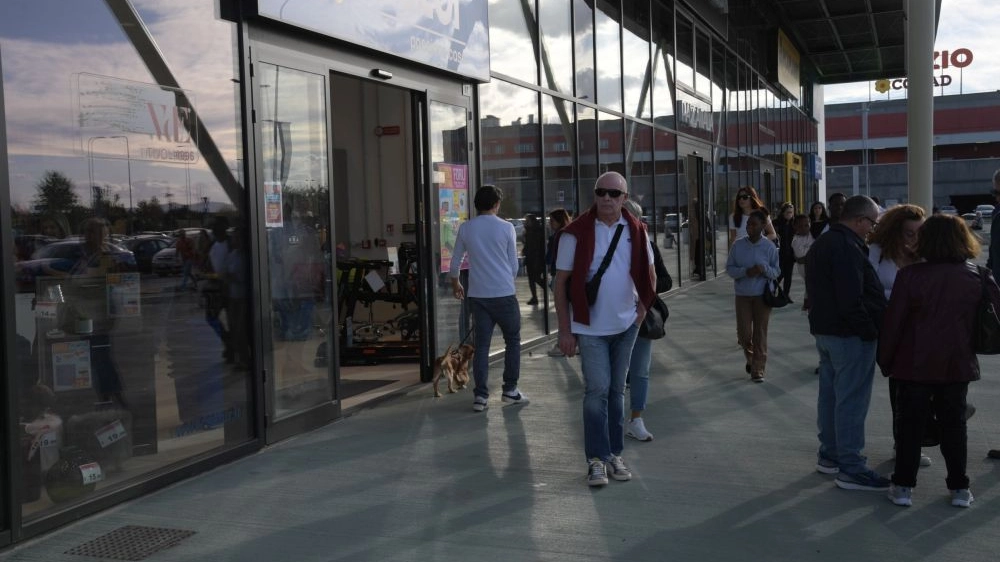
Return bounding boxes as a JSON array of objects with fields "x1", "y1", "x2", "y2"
[{"x1": 32, "y1": 170, "x2": 80, "y2": 214}]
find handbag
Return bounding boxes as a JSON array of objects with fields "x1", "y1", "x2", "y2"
[
  {"x1": 973, "y1": 265, "x2": 1000, "y2": 354},
  {"x1": 638, "y1": 295, "x2": 669, "y2": 339},
  {"x1": 761, "y1": 278, "x2": 790, "y2": 308}
]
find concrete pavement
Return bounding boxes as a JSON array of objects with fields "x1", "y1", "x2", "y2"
[{"x1": 4, "y1": 275, "x2": 1000, "y2": 562}]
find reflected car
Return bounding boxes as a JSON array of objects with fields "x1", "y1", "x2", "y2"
[
  {"x1": 121, "y1": 235, "x2": 172, "y2": 274},
  {"x1": 975, "y1": 204, "x2": 995, "y2": 219},
  {"x1": 938, "y1": 205, "x2": 959, "y2": 216},
  {"x1": 962, "y1": 212, "x2": 983, "y2": 230},
  {"x1": 506, "y1": 218, "x2": 525, "y2": 241},
  {"x1": 16, "y1": 239, "x2": 136, "y2": 292},
  {"x1": 152, "y1": 241, "x2": 182, "y2": 276}
]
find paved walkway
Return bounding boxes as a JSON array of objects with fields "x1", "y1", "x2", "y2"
[{"x1": 5, "y1": 276, "x2": 1000, "y2": 562}]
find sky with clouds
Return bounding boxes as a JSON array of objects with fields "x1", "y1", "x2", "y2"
[{"x1": 824, "y1": 0, "x2": 994, "y2": 104}]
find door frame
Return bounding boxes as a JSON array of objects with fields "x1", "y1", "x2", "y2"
[{"x1": 677, "y1": 137, "x2": 715, "y2": 281}]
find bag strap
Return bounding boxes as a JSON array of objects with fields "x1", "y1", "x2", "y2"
[{"x1": 591, "y1": 224, "x2": 625, "y2": 285}]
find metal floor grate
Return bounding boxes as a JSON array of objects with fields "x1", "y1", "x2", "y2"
[{"x1": 65, "y1": 525, "x2": 196, "y2": 561}]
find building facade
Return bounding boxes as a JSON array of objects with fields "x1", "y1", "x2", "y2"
[
  {"x1": 825, "y1": 91, "x2": 1000, "y2": 211},
  {"x1": 0, "y1": 0, "x2": 855, "y2": 545}
]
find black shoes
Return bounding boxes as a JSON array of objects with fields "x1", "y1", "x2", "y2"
[
  {"x1": 988, "y1": 449, "x2": 1000, "y2": 460},
  {"x1": 526, "y1": 297, "x2": 539, "y2": 305}
]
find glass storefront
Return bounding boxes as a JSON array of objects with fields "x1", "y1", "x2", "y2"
[
  {"x1": 0, "y1": 0, "x2": 820, "y2": 544},
  {"x1": 2, "y1": 0, "x2": 251, "y2": 522}
]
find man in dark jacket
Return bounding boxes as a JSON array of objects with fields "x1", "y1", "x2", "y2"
[
  {"x1": 806, "y1": 195, "x2": 889, "y2": 491},
  {"x1": 988, "y1": 170, "x2": 1000, "y2": 459}
]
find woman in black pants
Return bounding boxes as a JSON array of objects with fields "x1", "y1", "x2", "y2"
[{"x1": 773, "y1": 202, "x2": 796, "y2": 301}]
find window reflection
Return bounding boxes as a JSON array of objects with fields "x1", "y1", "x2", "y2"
[
  {"x1": 622, "y1": 1, "x2": 651, "y2": 120},
  {"x1": 479, "y1": 80, "x2": 544, "y2": 342},
  {"x1": 595, "y1": 2, "x2": 622, "y2": 112},
  {"x1": 539, "y1": 0, "x2": 573, "y2": 94},
  {"x1": 573, "y1": 0, "x2": 595, "y2": 101},
  {"x1": 488, "y1": 0, "x2": 538, "y2": 84},
  {"x1": 3, "y1": 0, "x2": 250, "y2": 517},
  {"x1": 651, "y1": 2, "x2": 675, "y2": 120}
]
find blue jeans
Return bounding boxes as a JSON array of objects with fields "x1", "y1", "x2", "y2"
[
  {"x1": 469, "y1": 296, "x2": 521, "y2": 398},
  {"x1": 579, "y1": 323, "x2": 639, "y2": 461},
  {"x1": 627, "y1": 336, "x2": 652, "y2": 413},
  {"x1": 815, "y1": 334, "x2": 877, "y2": 475}
]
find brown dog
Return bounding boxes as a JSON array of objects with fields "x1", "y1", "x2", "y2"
[{"x1": 433, "y1": 343, "x2": 474, "y2": 397}]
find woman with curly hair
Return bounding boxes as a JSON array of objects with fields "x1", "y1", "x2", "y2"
[
  {"x1": 728, "y1": 186, "x2": 776, "y2": 247},
  {"x1": 879, "y1": 214, "x2": 998, "y2": 507},
  {"x1": 809, "y1": 201, "x2": 829, "y2": 239}
]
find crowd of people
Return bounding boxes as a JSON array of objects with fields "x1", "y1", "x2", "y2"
[{"x1": 447, "y1": 172, "x2": 1000, "y2": 506}]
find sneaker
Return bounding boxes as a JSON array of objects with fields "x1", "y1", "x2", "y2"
[
  {"x1": 605, "y1": 455, "x2": 632, "y2": 481},
  {"x1": 951, "y1": 488, "x2": 974, "y2": 507},
  {"x1": 965, "y1": 403, "x2": 976, "y2": 421},
  {"x1": 587, "y1": 458, "x2": 608, "y2": 487},
  {"x1": 815, "y1": 458, "x2": 840, "y2": 474},
  {"x1": 751, "y1": 372, "x2": 764, "y2": 383},
  {"x1": 501, "y1": 388, "x2": 529, "y2": 405},
  {"x1": 547, "y1": 344, "x2": 565, "y2": 357},
  {"x1": 919, "y1": 454, "x2": 933, "y2": 467},
  {"x1": 835, "y1": 469, "x2": 891, "y2": 491},
  {"x1": 626, "y1": 418, "x2": 653, "y2": 442},
  {"x1": 887, "y1": 484, "x2": 913, "y2": 506},
  {"x1": 472, "y1": 395, "x2": 488, "y2": 412}
]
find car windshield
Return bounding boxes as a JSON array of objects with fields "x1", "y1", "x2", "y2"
[{"x1": 33, "y1": 242, "x2": 82, "y2": 260}]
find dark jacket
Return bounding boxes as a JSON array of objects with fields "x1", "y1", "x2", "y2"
[
  {"x1": 878, "y1": 261, "x2": 1000, "y2": 383},
  {"x1": 805, "y1": 223, "x2": 887, "y2": 340},
  {"x1": 989, "y1": 208, "x2": 1000, "y2": 274},
  {"x1": 773, "y1": 217, "x2": 795, "y2": 262}
]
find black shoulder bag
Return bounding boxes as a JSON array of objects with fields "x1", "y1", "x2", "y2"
[{"x1": 569, "y1": 224, "x2": 625, "y2": 306}]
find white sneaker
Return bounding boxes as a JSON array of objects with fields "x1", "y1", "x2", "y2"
[
  {"x1": 587, "y1": 458, "x2": 608, "y2": 487},
  {"x1": 626, "y1": 418, "x2": 653, "y2": 442},
  {"x1": 501, "y1": 388, "x2": 529, "y2": 405},
  {"x1": 472, "y1": 395, "x2": 488, "y2": 412},
  {"x1": 919, "y1": 454, "x2": 932, "y2": 467},
  {"x1": 547, "y1": 344, "x2": 565, "y2": 357},
  {"x1": 605, "y1": 455, "x2": 632, "y2": 481}
]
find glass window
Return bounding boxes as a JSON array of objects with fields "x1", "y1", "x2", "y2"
[
  {"x1": 599, "y1": 112, "x2": 624, "y2": 176},
  {"x1": 653, "y1": 129, "x2": 679, "y2": 284},
  {"x1": 479, "y1": 81, "x2": 544, "y2": 343},
  {"x1": 541, "y1": 95, "x2": 575, "y2": 331},
  {"x1": 627, "y1": 123, "x2": 655, "y2": 232},
  {"x1": 539, "y1": 0, "x2": 574, "y2": 94},
  {"x1": 675, "y1": 16, "x2": 694, "y2": 92},
  {"x1": 577, "y1": 105, "x2": 598, "y2": 204},
  {"x1": 595, "y1": 1, "x2": 622, "y2": 112},
  {"x1": 622, "y1": 1, "x2": 651, "y2": 120},
  {"x1": 3, "y1": 0, "x2": 250, "y2": 517},
  {"x1": 651, "y1": 3, "x2": 675, "y2": 121},
  {"x1": 695, "y1": 29, "x2": 712, "y2": 98},
  {"x1": 574, "y1": 0, "x2": 595, "y2": 102},
  {"x1": 488, "y1": 0, "x2": 538, "y2": 84}
]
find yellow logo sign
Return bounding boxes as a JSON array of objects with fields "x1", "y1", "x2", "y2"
[{"x1": 874, "y1": 79, "x2": 891, "y2": 94}]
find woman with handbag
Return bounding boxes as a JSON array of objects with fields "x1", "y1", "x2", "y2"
[
  {"x1": 725, "y1": 210, "x2": 780, "y2": 383},
  {"x1": 622, "y1": 200, "x2": 671, "y2": 441},
  {"x1": 878, "y1": 214, "x2": 1000, "y2": 508},
  {"x1": 866, "y1": 204, "x2": 935, "y2": 467}
]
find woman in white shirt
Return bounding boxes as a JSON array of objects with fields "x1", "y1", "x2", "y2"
[{"x1": 728, "y1": 186, "x2": 777, "y2": 246}]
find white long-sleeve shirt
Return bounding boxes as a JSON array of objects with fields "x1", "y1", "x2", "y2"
[{"x1": 448, "y1": 214, "x2": 519, "y2": 298}]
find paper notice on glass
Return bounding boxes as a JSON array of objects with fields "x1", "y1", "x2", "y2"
[
  {"x1": 106, "y1": 272, "x2": 140, "y2": 317},
  {"x1": 51, "y1": 340, "x2": 92, "y2": 391},
  {"x1": 364, "y1": 270, "x2": 385, "y2": 292},
  {"x1": 265, "y1": 181, "x2": 284, "y2": 227}
]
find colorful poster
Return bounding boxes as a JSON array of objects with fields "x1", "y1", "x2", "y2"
[
  {"x1": 106, "y1": 272, "x2": 141, "y2": 317},
  {"x1": 265, "y1": 181, "x2": 284, "y2": 227},
  {"x1": 436, "y1": 163, "x2": 469, "y2": 273},
  {"x1": 51, "y1": 340, "x2": 92, "y2": 392}
]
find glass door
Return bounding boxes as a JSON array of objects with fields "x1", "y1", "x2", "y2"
[
  {"x1": 423, "y1": 94, "x2": 473, "y2": 374},
  {"x1": 250, "y1": 48, "x2": 337, "y2": 441}
]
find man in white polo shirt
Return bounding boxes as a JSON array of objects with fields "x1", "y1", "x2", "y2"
[
  {"x1": 553, "y1": 171, "x2": 656, "y2": 486},
  {"x1": 450, "y1": 185, "x2": 528, "y2": 412}
]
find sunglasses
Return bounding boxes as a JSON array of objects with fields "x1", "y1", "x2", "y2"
[
  {"x1": 595, "y1": 188, "x2": 625, "y2": 199},
  {"x1": 737, "y1": 194, "x2": 751, "y2": 200}
]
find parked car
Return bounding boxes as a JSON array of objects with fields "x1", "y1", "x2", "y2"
[
  {"x1": 16, "y1": 238, "x2": 136, "y2": 292},
  {"x1": 975, "y1": 204, "x2": 995, "y2": 218},
  {"x1": 14, "y1": 234, "x2": 57, "y2": 261},
  {"x1": 121, "y1": 235, "x2": 172, "y2": 273},
  {"x1": 938, "y1": 205, "x2": 958, "y2": 216},
  {"x1": 506, "y1": 218, "x2": 525, "y2": 241},
  {"x1": 151, "y1": 241, "x2": 182, "y2": 276},
  {"x1": 962, "y1": 212, "x2": 983, "y2": 230}
]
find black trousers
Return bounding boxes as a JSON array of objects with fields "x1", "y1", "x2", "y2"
[{"x1": 891, "y1": 379, "x2": 969, "y2": 490}]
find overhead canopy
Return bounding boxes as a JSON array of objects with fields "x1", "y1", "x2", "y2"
[{"x1": 767, "y1": 0, "x2": 942, "y2": 84}]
